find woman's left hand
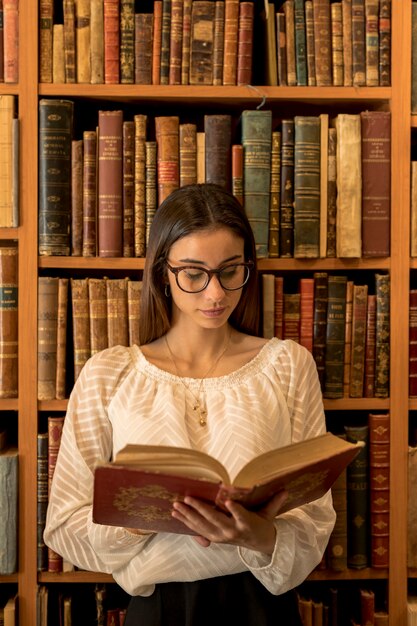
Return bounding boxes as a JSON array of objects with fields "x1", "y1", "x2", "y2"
[{"x1": 171, "y1": 491, "x2": 288, "y2": 555}]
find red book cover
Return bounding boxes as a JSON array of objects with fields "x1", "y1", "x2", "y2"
[
  {"x1": 104, "y1": 0, "x2": 120, "y2": 84},
  {"x1": 410, "y1": 289, "x2": 417, "y2": 397},
  {"x1": 299, "y1": 277, "x2": 314, "y2": 353}
]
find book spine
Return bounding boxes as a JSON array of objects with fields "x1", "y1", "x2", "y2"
[
  {"x1": 155, "y1": 116, "x2": 180, "y2": 205},
  {"x1": 56, "y1": 277, "x2": 69, "y2": 400},
  {"x1": 196, "y1": 131, "x2": 205, "y2": 183},
  {"x1": 412, "y1": 162, "x2": 417, "y2": 257},
  {"x1": 378, "y1": 0, "x2": 391, "y2": 86},
  {"x1": 360, "y1": 588, "x2": 375, "y2": 626},
  {"x1": 352, "y1": 0, "x2": 366, "y2": 86},
  {"x1": 145, "y1": 141, "x2": 158, "y2": 246},
  {"x1": 37, "y1": 277, "x2": 59, "y2": 400},
  {"x1": 133, "y1": 114, "x2": 147, "y2": 257},
  {"x1": 365, "y1": 0, "x2": 379, "y2": 86},
  {"x1": 232, "y1": 144, "x2": 243, "y2": 205},
  {"x1": 37, "y1": 433, "x2": 49, "y2": 571},
  {"x1": 103, "y1": 0, "x2": 120, "y2": 84},
  {"x1": 319, "y1": 113, "x2": 329, "y2": 258},
  {"x1": 11, "y1": 116, "x2": 18, "y2": 227},
  {"x1": 75, "y1": 0, "x2": 91, "y2": 83},
  {"x1": 63, "y1": 0, "x2": 76, "y2": 83},
  {"x1": 180, "y1": 0, "x2": 192, "y2": 84},
  {"x1": 374, "y1": 272, "x2": 390, "y2": 398},
  {"x1": 268, "y1": 131, "x2": 281, "y2": 258},
  {"x1": 343, "y1": 280, "x2": 354, "y2": 397},
  {"x1": 3, "y1": 0, "x2": 18, "y2": 83},
  {"x1": 0, "y1": 449, "x2": 17, "y2": 573},
  {"x1": 51, "y1": 25, "x2": 63, "y2": 81},
  {"x1": 106, "y1": 278, "x2": 129, "y2": 347},
  {"x1": 331, "y1": 2, "x2": 343, "y2": 86},
  {"x1": 279, "y1": 119, "x2": 295, "y2": 257},
  {"x1": 274, "y1": 276, "x2": 284, "y2": 339},
  {"x1": 204, "y1": 114, "x2": 232, "y2": 190},
  {"x1": 71, "y1": 277, "x2": 91, "y2": 381},
  {"x1": 312, "y1": 272, "x2": 328, "y2": 389},
  {"x1": 98, "y1": 110, "x2": 123, "y2": 257},
  {"x1": 349, "y1": 283, "x2": 368, "y2": 398},
  {"x1": 369, "y1": 412, "x2": 390, "y2": 568},
  {"x1": 152, "y1": 1, "x2": 163, "y2": 85},
  {"x1": 276, "y1": 12, "x2": 287, "y2": 86},
  {"x1": 179, "y1": 123, "x2": 197, "y2": 188},
  {"x1": 326, "y1": 127, "x2": 337, "y2": 257},
  {"x1": 242, "y1": 110, "x2": 272, "y2": 259},
  {"x1": 47, "y1": 416, "x2": 64, "y2": 572},
  {"x1": 88, "y1": 277, "x2": 109, "y2": 354},
  {"x1": 262, "y1": 274, "x2": 275, "y2": 339},
  {"x1": 364, "y1": 294, "x2": 376, "y2": 397},
  {"x1": 127, "y1": 280, "x2": 142, "y2": 347},
  {"x1": 294, "y1": 0, "x2": 307, "y2": 86},
  {"x1": 283, "y1": 0, "x2": 296, "y2": 86},
  {"x1": 169, "y1": 0, "x2": 183, "y2": 85},
  {"x1": 213, "y1": 0, "x2": 225, "y2": 86},
  {"x1": 91, "y1": 0, "x2": 105, "y2": 84},
  {"x1": 0, "y1": 244, "x2": 18, "y2": 398},
  {"x1": 327, "y1": 437, "x2": 348, "y2": 571},
  {"x1": 39, "y1": 0, "x2": 54, "y2": 83},
  {"x1": 82, "y1": 130, "x2": 98, "y2": 257},
  {"x1": 237, "y1": 2, "x2": 254, "y2": 86},
  {"x1": 71, "y1": 139, "x2": 84, "y2": 256},
  {"x1": 135, "y1": 14, "x2": 156, "y2": 84},
  {"x1": 223, "y1": 0, "x2": 239, "y2": 85},
  {"x1": 324, "y1": 275, "x2": 347, "y2": 399},
  {"x1": 160, "y1": 0, "x2": 172, "y2": 85},
  {"x1": 342, "y1": 0, "x2": 353, "y2": 85},
  {"x1": 410, "y1": 290, "x2": 417, "y2": 397},
  {"x1": 189, "y1": 0, "x2": 215, "y2": 85},
  {"x1": 283, "y1": 293, "x2": 301, "y2": 343},
  {"x1": 304, "y1": 1, "x2": 316, "y2": 86},
  {"x1": 312, "y1": 0, "x2": 332, "y2": 86},
  {"x1": 120, "y1": 0, "x2": 134, "y2": 84},
  {"x1": 0, "y1": 0, "x2": 4, "y2": 83},
  {"x1": 122, "y1": 120, "x2": 135, "y2": 257},
  {"x1": 0, "y1": 94, "x2": 14, "y2": 227},
  {"x1": 299, "y1": 277, "x2": 314, "y2": 353}
]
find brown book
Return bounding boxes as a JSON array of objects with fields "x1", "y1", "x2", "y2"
[
  {"x1": 47, "y1": 416, "x2": 65, "y2": 572},
  {"x1": 324, "y1": 275, "x2": 347, "y2": 399},
  {"x1": 304, "y1": 1, "x2": 316, "y2": 86},
  {"x1": 134, "y1": 114, "x2": 147, "y2": 257},
  {"x1": 63, "y1": 0, "x2": 76, "y2": 83},
  {"x1": 106, "y1": 278, "x2": 129, "y2": 348},
  {"x1": 299, "y1": 278, "x2": 314, "y2": 353},
  {"x1": 160, "y1": 0, "x2": 171, "y2": 85},
  {"x1": 312, "y1": 272, "x2": 328, "y2": 389},
  {"x1": 75, "y1": 0, "x2": 91, "y2": 83},
  {"x1": 369, "y1": 412, "x2": 390, "y2": 568},
  {"x1": 360, "y1": 111, "x2": 391, "y2": 258},
  {"x1": 283, "y1": 0, "x2": 296, "y2": 86},
  {"x1": 0, "y1": 94, "x2": 15, "y2": 227},
  {"x1": 298, "y1": 596, "x2": 313, "y2": 626},
  {"x1": 152, "y1": 0, "x2": 163, "y2": 85},
  {"x1": 127, "y1": 280, "x2": 142, "y2": 347},
  {"x1": 365, "y1": 0, "x2": 379, "y2": 86},
  {"x1": 82, "y1": 130, "x2": 98, "y2": 257},
  {"x1": 37, "y1": 277, "x2": 59, "y2": 400},
  {"x1": 326, "y1": 127, "x2": 337, "y2": 257},
  {"x1": 342, "y1": 0, "x2": 353, "y2": 85},
  {"x1": 343, "y1": 280, "x2": 354, "y2": 397},
  {"x1": 274, "y1": 276, "x2": 284, "y2": 339},
  {"x1": 213, "y1": 0, "x2": 225, "y2": 85},
  {"x1": 196, "y1": 131, "x2": 205, "y2": 183},
  {"x1": 276, "y1": 12, "x2": 287, "y2": 86},
  {"x1": 3, "y1": 0, "x2": 18, "y2": 83},
  {"x1": 93, "y1": 433, "x2": 364, "y2": 534},
  {"x1": 145, "y1": 141, "x2": 158, "y2": 245},
  {"x1": 122, "y1": 120, "x2": 135, "y2": 257},
  {"x1": 331, "y1": 2, "x2": 343, "y2": 86},
  {"x1": 412, "y1": 162, "x2": 417, "y2": 258},
  {"x1": 120, "y1": 0, "x2": 134, "y2": 84},
  {"x1": 410, "y1": 290, "x2": 417, "y2": 398},
  {"x1": 98, "y1": 110, "x2": 123, "y2": 257},
  {"x1": 319, "y1": 113, "x2": 329, "y2": 258},
  {"x1": 204, "y1": 115, "x2": 231, "y2": 190},
  {"x1": 169, "y1": 0, "x2": 183, "y2": 85},
  {"x1": 360, "y1": 589, "x2": 375, "y2": 626},
  {"x1": 327, "y1": 436, "x2": 348, "y2": 571},
  {"x1": 135, "y1": 13, "x2": 153, "y2": 84},
  {"x1": 155, "y1": 116, "x2": 180, "y2": 205},
  {"x1": 189, "y1": 1, "x2": 215, "y2": 85},
  {"x1": 374, "y1": 272, "x2": 389, "y2": 398},
  {"x1": 52, "y1": 24, "x2": 65, "y2": 83},
  {"x1": 262, "y1": 274, "x2": 275, "y2": 339},
  {"x1": 56, "y1": 278, "x2": 69, "y2": 400},
  {"x1": 364, "y1": 294, "x2": 376, "y2": 397},
  {"x1": 283, "y1": 293, "x2": 300, "y2": 343},
  {"x1": 378, "y1": 0, "x2": 391, "y2": 86},
  {"x1": 223, "y1": 0, "x2": 239, "y2": 85},
  {"x1": 232, "y1": 144, "x2": 244, "y2": 206},
  {"x1": 236, "y1": 1, "x2": 254, "y2": 86},
  {"x1": 0, "y1": 0, "x2": 4, "y2": 82},
  {"x1": 71, "y1": 277, "x2": 91, "y2": 381},
  {"x1": 179, "y1": 123, "x2": 197, "y2": 187},
  {"x1": 269, "y1": 131, "x2": 281, "y2": 257},
  {"x1": 312, "y1": 0, "x2": 332, "y2": 86},
  {"x1": 91, "y1": 0, "x2": 105, "y2": 84},
  {"x1": 71, "y1": 139, "x2": 83, "y2": 256},
  {"x1": 349, "y1": 284, "x2": 368, "y2": 398},
  {"x1": 104, "y1": 0, "x2": 120, "y2": 83},
  {"x1": 0, "y1": 244, "x2": 17, "y2": 398},
  {"x1": 262, "y1": 3, "x2": 277, "y2": 86},
  {"x1": 88, "y1": 277, "x2": 108, "y2": 355},
  {"x1": 180, "y1": 0, "x2": 193, "y2": 84},
  {"x1": 280, "y1": 119, "x2": 295, "y2": 258},
  {"x1": 352, "y1": 0, "x2": 366, "y2": 86},
  {"x1": 39, "y1": 0, "x2": 54, "y2": 83}
]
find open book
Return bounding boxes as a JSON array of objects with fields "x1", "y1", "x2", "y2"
[{"x1": 92, "y1": 432, "x2": 363, "y2": 534}]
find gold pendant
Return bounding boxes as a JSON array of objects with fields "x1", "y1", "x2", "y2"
[{"x1": 193, "y1": 403, "x2": 207, "y2": 426}]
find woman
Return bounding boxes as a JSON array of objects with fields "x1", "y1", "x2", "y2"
[{"x1": 44, "y1": 183, "x2": 335, "y2": 625}]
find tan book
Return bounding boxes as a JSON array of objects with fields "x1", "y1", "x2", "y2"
[
  {"x1": 342, "y1": 0, "x2": 353, "y2": 85},
  {"x1": 120, "y1": 0, "x2": 135, "y2": 84},
  {"x1": 169, "y1": 0, "x2": 183, "y2": 85},
  {"x1": 52, "y1": 24, "x2": 65, "y2": 83},
  {"x1": 180, "y1": 0, "x2": 193, "y2": 84},
  {"x1": 122, "y1": 120, "x2": 135, "y2": 257},
  {"x1": 127, "y1": 280, "x2": 142, "y2": 347},
  {"x1": 134, "y1": 114, "x2": 147, "y2": 257},
  {"x1": 75, "y1": 0, "x2": 91, "y2": 83},
  {"x1": 179, "y1": 123, "x2": 197, "y2": 187},
  {"x1": 38, "y1": 277, "x2": 59, "y2": 400},
  {"x1": 0, "y1": 94, "x2": 15, "y2": 227},
  {"x1": 262, "y1": 3, "x2": 277, "y2": 86},
  {"x1": 39, "y1": 0, "x2": 54, "y2": 82},
  {"x1": 196, "y1": 131, "x2": 206, "y2": 183},
  {"x1": 91, "y1": 0, "x2": 105, "y2": 84},
  {"x1": 331, "y1": 2, "x2": 343, "y2": 86},
  {"x1": 106, "y1": 278, "x2": 129, "y2": 347},
  {"x1": 56, "y1": 278, "x2": 69, "y2": 400},
  {"x1": 71, "y1": 277, "x2": 91, "y2": 381},
  {"x1": 305, "y1": 1, "x2": 316, "y2": 86},
  {"x1": 223, "y1": 0, "x2": 239, "y2": 85},
  {"x1": 88, "y1": 277, "x2": 108, "y2": 355},
  {"x1": 82, "y1": 130, "x2": 97, "y2": 257},
  {"x1": 0, "y1": 244, "x2": 18, "y2": 399},
  {"x1": 155, "y1": 116, "x2": 180, "y2": 205}
]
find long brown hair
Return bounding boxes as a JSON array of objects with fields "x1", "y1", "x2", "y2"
[{"x1": 139, "y1": 184, "x2": 260, "y2": 344}]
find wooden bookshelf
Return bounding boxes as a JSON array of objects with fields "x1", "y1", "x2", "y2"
[{"x1": 0, "y1": 0, "x2": 412, "y2": 624}]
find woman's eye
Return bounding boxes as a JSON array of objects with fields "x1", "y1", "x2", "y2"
[
  {"x1": 184, "y1": 270, "x2": 205, "y2": 281},
  {"x1": 221, "y1": 267, "x2": 238, "y2": 279}
]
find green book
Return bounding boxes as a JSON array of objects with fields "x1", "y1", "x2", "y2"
[
  {"x1": 345, "y1": 424, "x2": 369, "y2": 569},
  {"x1": 324, "y1": 275, "x2": 347, "y2": 398},
  {"x1": 0, "y1": 447, "x2": 18, "y2": 574}
]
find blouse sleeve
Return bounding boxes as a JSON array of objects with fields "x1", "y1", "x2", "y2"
[{"x1": 237, "y1": 341, "x2": 336, "y2": 594}]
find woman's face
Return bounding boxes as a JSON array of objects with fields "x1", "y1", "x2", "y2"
[{"x1": 166, "y1": 227, "x2": 246, "y2": 330}]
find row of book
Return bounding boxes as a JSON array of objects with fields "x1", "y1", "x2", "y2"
[
  {"x1": 0, "y1": 0, "x2": 19, "y2": 84},
  {"x1": 0, "y1": 95, "x2": 19, "y2": 228},
  {"x1": 0, "y1": 428, "x2": 18, "y2": 575},
  {"x1": 40, "y1": 0, "x2": 255, "y2": 86},
  {"x1": 264, "y1": 0, "x2": 391, "y2": 88},
  {"x1": 262, "y1": 272, "x2": 390, "y2": 399},
  {"x1": 38, "y1": 99, "x2": 392, "y2": 260}
]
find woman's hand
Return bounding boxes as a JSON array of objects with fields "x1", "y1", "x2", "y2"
[{"x1": 171, "y1": 491, "x2": 288, "y2": 555}]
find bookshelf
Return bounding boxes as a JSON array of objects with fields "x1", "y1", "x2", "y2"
[{"x1": 0, "y1": 0, "x2": 413, "y2": 624}]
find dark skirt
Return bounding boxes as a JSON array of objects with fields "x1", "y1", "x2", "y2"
[{"x1": 124, "y1": 572, "x2": 303, "y2": 626}]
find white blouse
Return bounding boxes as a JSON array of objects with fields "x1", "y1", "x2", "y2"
[{"x1": 44, "y1": 338, "x2": 335, "y2": 597}]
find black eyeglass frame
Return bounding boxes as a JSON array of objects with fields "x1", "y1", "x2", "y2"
[{"x1": 166, "y1": 261, "x2": 254, "y2": 293}]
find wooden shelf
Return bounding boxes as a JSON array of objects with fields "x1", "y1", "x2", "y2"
[
  {"x1": 38, "y1": 572, "x2": 114, "y2": 584},
  {"x1": 308, "y1": 568, "x2": 388, "y2": 581},
  {"x1": 0, "y1": 228, "x2": 19, "y2": 240},
  {"x1": 0, "y1": 399, "x2": 18, "y2": 411}
]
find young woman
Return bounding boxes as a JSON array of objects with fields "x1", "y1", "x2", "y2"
[{"x1": 44, "y1": 183, "x2": 335, "y2": 625}]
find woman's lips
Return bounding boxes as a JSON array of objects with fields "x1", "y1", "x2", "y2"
[{"x1": 199, "y1": 308, "x2": 226, "y2": 318}]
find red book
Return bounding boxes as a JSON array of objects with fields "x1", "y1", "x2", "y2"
[
  {"x1": 104, "y1": 0, "x2": 120, "y2": 83},
  {"x1": 274, "y1": 276, "x2": 284, "y2": 339},
  {"x1": 364, "y1": 294, "x2": 376, "y2": 397},
  {"x1": 152, "y1": 1, "x2": 163, "y2": 85},
  {"x1": 232, "y1": 144, "x2": 243, "y2": 205},
  {"x1": 236, "y1": 2, "x2": 254, "y2": 86},
  {"x1": 410, "y1": 290, "x2": 417, "y2": 397},
  {"x1": 155, "y1": 116, "x2": 180, "y2": 205},
  {"x1": 369, "y1": 412, "x2": 390, "y2": 568},
  {"x1": 48, "y1": 416, "x2": 65, "y2": 572},
  {"x1": 299, "y1": 277, "x2": 314, "y2": 353}
]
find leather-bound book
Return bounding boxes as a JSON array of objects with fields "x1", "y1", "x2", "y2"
[
  {"x1": 82, "y1": 130, "x2": 98, "y2": 257},
  {"x1": 364, "y1": 293, "x2": 376, "y2": 397},
  {"x1": 297, "y1": 596, "x2": 312, "y2": 626},
  {"x1": 56, "y1": 277, "x2": 69, "y2": 400},
  {"x1": 294, "y1": 115, "x2": 321, "y2": 258},
  {"x1": 343, "y1": 280, "x2": 354, "y2": 397},
  {"x1": 152, "y1": 0, "x2": 163, "y2": 85},
  {"x1": 352, "y1": 0, "x2": 366, "y2": 86},
  {"x1": 181, "y1": 0, "x2": 192, "y2": 84},
  {"x1": 312, "y1": 272, "x2": 328, "y2": 389},
  {"x1": 342, "y1": 0, "x2": 353, "y2": 86},
  {"x1": 3, "y1": 0, "x2": 18, "y2": 83},
  {"x1": 39, "y1": 0, "x2": 53, "y2": 83},
  {"x1": 345, "y1": 423, "x2": 369, "y2": 569},
  {"x1": 37, "y1": 432, "x2": 49, "y2": 571},
  {"x1": 283, "y1": 293, "x2": 300, "y2": 343},
  {"x1": 268, "y1": 130, "x2": 281, "y2": 257},
  {"x1": 98, "y1": 110, "x2": 123, "y2": 257},
  {"x1": 106, "y1": 278, "x2": 129, "y2": 348},
  {"x1": 71, "y1": 277, "x2": 91, "y2": 381},
  {"x1": 304, "y1": 1, "x2": 316, "y2": 86},
  {"x1": 169, "y1": 0, "x2": 183, "y2": 85},
  {"x1": 160, "y1": 0, "x2": 172, "y2": 85},
  {"x1": 91, "y1": 0, "x2": 104, "y2": 84},
  {"x1": 327, "y1": 437, "x2": 348, "y2": 571},
  {"x1": 331, "y1": 2, "x2": 343, "y2": 86},
  {"x1": 262, "y1": 274, "x2": 275, "y2": 339},
  {"x1": 237, "y1": 1, "x2": 254, "y2": 86},
  {"x1": 276, "y1": 12, "x2": 287, "y2": 86},
  {"x1": 326, "y1": 127, "x2": 337, "y2": 257},
  {"x1": 0, "y1": 446, "x2": 17, "y2": 574},
  {"x1": 274, "y1": 276, "x2": 284, "y2": 339},
  {"x1": 0, "y1": 0, "x2": 4, "y2": 82},
  {"x1": 189, "y1": 0, "x2": 215, "y2": 85},
  {"x1": 145, "y1": 141, "x2": 157, "y2": 245},
  {"x1": 134, "y1": 114, "x2": 147, "y2": 257},
  {"x1": 299, "y1": 277, "x2": 314, "y2": 353},
  {"x1": 410, "y1": 290, "x2": 417, "y2": 398},
  {"x1": 409, "y1": 446, "x2": 417, "y2": 568},
  {"x1": 0, "y1": 94, "x2": 15, "y2": 227},
  {"x1": 232, "y1": 144, "x2": 243, "y2": 205},
  {"x1": 294, "y1": 0, "x2": 307, "y2": 86},
  {"x1": 75, "y1": 0, "x2": 91, "y2": 83},
  {"x1": 319, "y1": 113, "x2": 329, "y2": 258},
  {"x1": 374, "y1": 272, "x2": 390, "y2": 398},
  {"x1": 179, "y1": 123, "x2": 197, "y2": 187},
  {"x1": 88, "y1": 277, "x2": 108, "y2": 355},
  {"x1": 134, "y1": 14, "x2": 153, "y2": 84},
  {"x1": 120, "y1": 0, "x2": 134, "y2": 84},
  {"x1": 47, "y1": 415, "x2": 64, "y2": 572},
  {"x1": 283, "y1": 0, "x2": 296, "y2": 86},
  {"x1": 11, "y1": 116, "x2": 18, "y2": 227},
  {"x1": 122, "y1": 120, "x2": 135, "y2": 257},
  {"x1": 369, "y1": 412, "x2": 390, "y2": 568},
  {"x1": 155, "y1": 116, "x2": 180, "y2": 205},
  {"x1": 349, "y1": 284, "x2": 368, "y2": 398},
  {"x1": 71, "y1": 139, "x2": 83, "y2": 256},
  {"x1": 365, "y1": 0, "x2": 379, "y2": 86},
  {"x1": 0, "y1": 244, "x2": 17, "y2": 398},
  {"x1": 324, "y1": 275, "x2": 347, "y2": 399},
  {"x1": 312, "y1": 0, "x2": 332, "y2": 86},
  {"x1": 213, "y1": 1, "x2": 225, "y2": 86},
  {"x1": 262, "y1": 3, "x2": 277, "y2": 86},
  {"x1": 378, "y1": 0, "x2": 391, "y2": 86},
  {"x1": 279, "y1": 119, "x2": 294, "y2": 257},
  {"x1": 412, "y1": 162, "x2": 417, "y2": 256},
  {"x1": 37, "y1": 277, "x2": 58, "y2": 400},
  {"x1": 360, "y1": 110, "x2": 391, "y2": 258},
  {"x1": 223, "y1": 0, "x2": 239, "y2": 85},
  {"x1": 196, "y1": 131, "x2": 205, "y2": 183},
  {"x1": 335, "y1": 113, "x2": 362, "y2": 258},
  {"x1": 204, "y1": 114, "x2": 232, "y2": 190},
  {"x1": 104, "y1": 0, "x2": 120, "y2": 83},
  {"x1": 38, "y1": 99, "x2": 74, "y2": 256},
  {"x1": 241, "y1": 109, "x2": 272, "y2": 258},
  {"x1": 63, "y1": 0, "x2": 76, "y2": 83},
  {"x1": 127, "y1": 280, "x2": 142, "y2": 347},
  {"x1": 360, "y1": 589, "x2": 375, "y2": 626}
]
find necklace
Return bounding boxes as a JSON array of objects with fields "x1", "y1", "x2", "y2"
[{"x1": 164, "y1": 329, "x2": 232, "y2": 427}]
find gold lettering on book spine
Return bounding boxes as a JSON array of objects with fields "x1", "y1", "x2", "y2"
[{"x1": 113, "y1": 485, "x2": 181, "y2": 521}]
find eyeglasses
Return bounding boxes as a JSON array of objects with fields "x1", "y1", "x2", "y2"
[{"x1": 166, "y1": 261, "x2": 253, "y2": 293}]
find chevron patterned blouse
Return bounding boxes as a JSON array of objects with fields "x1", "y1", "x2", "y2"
[{"x1": 44, "y1": 338, "x2": 335, "y2": 597}]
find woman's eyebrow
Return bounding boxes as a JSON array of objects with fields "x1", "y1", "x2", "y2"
[{"x1": 177, "y1": 254, "x2": 243, "y2": 265}]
